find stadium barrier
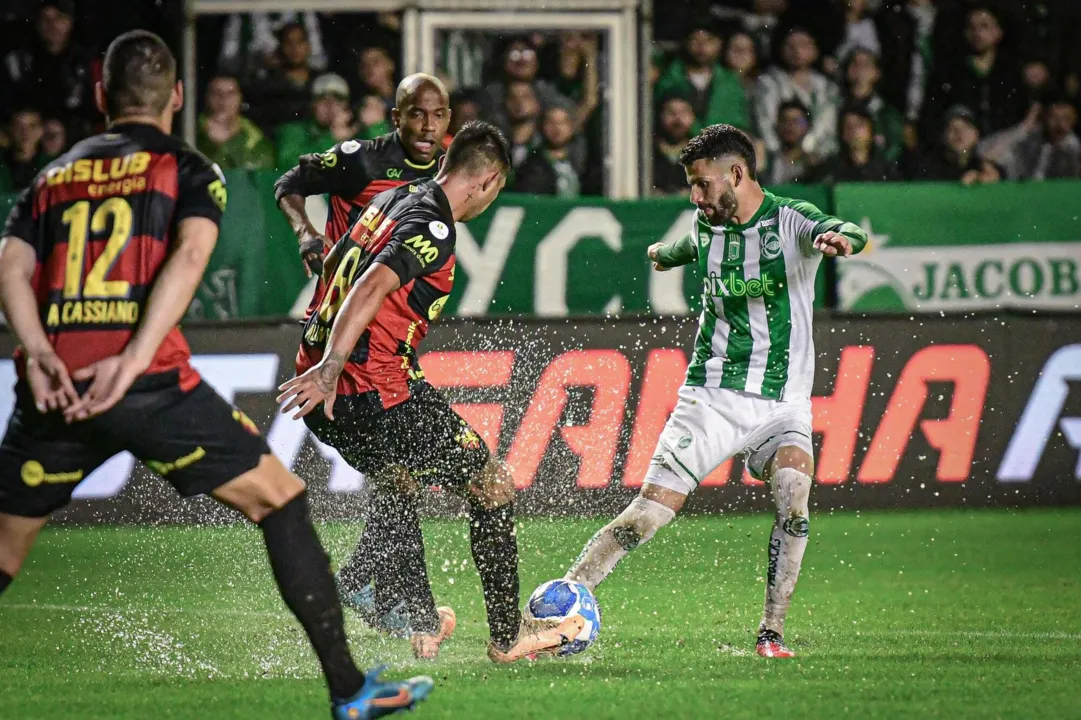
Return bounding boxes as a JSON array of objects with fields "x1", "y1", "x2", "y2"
[{"x1": 1, "y1": 314, "x2": 1079, "y2": 524}]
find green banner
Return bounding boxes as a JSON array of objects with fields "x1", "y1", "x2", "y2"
[
  {"x1": 834, "y1": 181, "x2": 1081, "y2": 312},
  {"x1": 0, "y1": 176, "x2": 829, "y2": 318}
]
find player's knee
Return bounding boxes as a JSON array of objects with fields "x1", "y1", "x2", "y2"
[
  {"x1": 609, "y1": 497, "x2": 676, "y2": 551},
  {"x1": 466, "y1": 455, "x2": 514, "y2": 510},
  {"x1": 214, "y1": 455, "x2": 306, "y2": 523},
  {"x1": 772, "y1": 467, "x2": 811, "y2": 538}
]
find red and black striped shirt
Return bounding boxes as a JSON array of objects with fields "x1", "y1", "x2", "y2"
[
  {"x1": 296, "y1": 180, "x2": 456, "y2": 409},
  {"x1": 2, "y1": 122, "x2": 226, "y2": 391},
  {"x1": 273, "y1": 132, "x2": 444, "y2": 320}
]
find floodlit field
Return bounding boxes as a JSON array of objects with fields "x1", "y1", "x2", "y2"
[{"x1": 2, "y1": 509, "x2": 1079, "y2": 719}]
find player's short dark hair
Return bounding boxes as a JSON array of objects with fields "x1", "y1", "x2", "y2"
[
  {"x1": 679, "y1": 123, "x2": 757, "y2": 180},
  {"x1": 443, "y1": 120, "x2": 511, "y2": 176},
  {"x1": 102, "y1": 30, "x2": 176, "y2": 117}
]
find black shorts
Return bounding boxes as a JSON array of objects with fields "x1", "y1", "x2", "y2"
[
  {"x1": 0, "y1": 371, "x2": 269, "y2": 517},
  {"x1": 304, "y1": 381, "x2": 489, "y2": 491}
]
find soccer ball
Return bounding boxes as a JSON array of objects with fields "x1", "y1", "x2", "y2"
[{"x1": 526, "y1": 579, "x2": 601, "y2": 656}]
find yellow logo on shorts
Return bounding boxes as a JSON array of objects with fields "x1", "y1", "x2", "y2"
[
  {"x1": 232, "y1": 409, "x2": 260, "y2": 435},
  {"x1": 21, "y1": 461, "x2": 83, "y2": 488},
  {"x1": 146, "y1": 447, "x2": 206, "y2": 477}
]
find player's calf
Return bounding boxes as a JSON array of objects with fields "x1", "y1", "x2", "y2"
[
  {"x1": 565, "y1": 490, "x2": 678, "y2": 592},
  {"x1": 759, "y1": 450, "x2": 813, "y2": 652}
]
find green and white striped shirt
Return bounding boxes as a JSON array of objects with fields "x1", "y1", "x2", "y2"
[{"x1": 659, "y1": 191, "x2": 866, "y2": 403}]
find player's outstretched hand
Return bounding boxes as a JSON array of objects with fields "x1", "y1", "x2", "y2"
[
  {"x1": 299, "y1": 232, "x2": 329, "y2": 278},
  {"x1": 276, "y1": 354, "x2": 343, "y2": 421},
  {"x1": 813, "y1": 231, "x2": 852, "y2": 257},
  {"x1": 647, "y1": 243, "x2": 670, "y2": 272},
  {"x1": 25, "y1": 351, "x2": 79, "y2": 414},
  {"x1": 64, "y1": 354, "x2": 144, "y2": 422}
]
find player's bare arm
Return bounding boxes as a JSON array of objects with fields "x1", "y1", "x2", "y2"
[
  {"x1": 647, "y1": 231, "x2": 699, "y2": 272},
  {"x1": 0, "y1": 235, "x2": 79, "y2": 412},
  {"x1": 278, "y1": 192, "x2": 328, "y2": 277},
  {"x1": 65, "y1": 217, "x2": 218, "y2": 421},
  {"x1": 277, "y1": 263, "x2": 401, "y2": 420}
]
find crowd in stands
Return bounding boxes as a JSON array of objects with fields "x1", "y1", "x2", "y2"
[
  {"x1": 651, "y1": 0, "x2": 1081, "y2": 193},
  {"x1": 1, "y1": 0, "x2": 1078, "y2": 199}
]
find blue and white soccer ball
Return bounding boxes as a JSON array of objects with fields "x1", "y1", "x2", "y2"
[{"x1": 526, "y1": 579, "x2": 601, "y2": 656}]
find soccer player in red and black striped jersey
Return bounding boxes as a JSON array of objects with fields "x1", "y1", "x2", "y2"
[
  {"x1": 0, "y1": 31, "x2": 431, "y2": 720},
  {"x1": 278, "y1": 122, "x2": 538, "y2": 662},
  {"x1": 275, "y1": 73, "x2": 453, "y2": 638}
]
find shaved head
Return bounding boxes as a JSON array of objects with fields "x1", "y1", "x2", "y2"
[
  {"x1": 396, "y1": 73, "x2": 449, "y2": 108},
  {"x1": 392, "y1": 73, "x2": 452, "y2": 164}
]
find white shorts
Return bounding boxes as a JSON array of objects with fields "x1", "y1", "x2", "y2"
[{"x1": 645, "y1": 385, "x2": 813, "y2": 496}]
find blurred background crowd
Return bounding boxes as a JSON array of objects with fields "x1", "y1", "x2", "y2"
[{"x1": 1, "y1": 0, "x2": 1079, "y2": 198}]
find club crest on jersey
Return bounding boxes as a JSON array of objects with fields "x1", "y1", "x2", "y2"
[
  {"x1": 677, "y1": 435, "x2": 693, "y2": 449},
  {"x1": 699, "y1": 231, "x2": 711, "y2": 248},
  {"x1": 727, "y1": 234, "x2": 742, "y2": 261},
  {"x1": 761, "y1": 231, "x2": 782, "y2": 260}
]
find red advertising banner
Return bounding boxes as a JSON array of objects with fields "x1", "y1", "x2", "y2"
[{"x1": 0, "y1": 314, "x2": 1078, "y2": 523}]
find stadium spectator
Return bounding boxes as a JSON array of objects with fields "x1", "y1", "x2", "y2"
[
  {"x1": 653, "y1": 94, "x2": 697, "y2": 195},
  {"x1": 550, "y1": 32, "x2": 601, "y2": 132},
  {"x1": 654, "y1": 23, "x2": 749, "y2": 132},
  {"x1": 874, "y1": 0, "x2": 934, "y2": 125},
  {"x1": 513, "y1": 105, "x2": 581, "y2": 198},
  {"x1": 352, "y1": 46, "x2": 397, "y2": 114},
  {"x1": 245, "y1": 21, "x2": 316, "y2": 131},
  {"x1": 755, "y1": 27, "x2": 841, "y2": 158},
  {"x1": 921, "y1": 6, "x2": 1024, "y2": 145},
  {"x1": 980, "y1": 98, "x2": 1081, "y2": 180},
  {"x1": 0, "y1": 108, "x2": 48, "y2": 192},
  {"x1": 762, "y1": 100, "x2": 824, "y2": 185},
  {"x1": 904, "y1": 104, "x2": 1002, "y2": 184},
  {"x1": 448, "y1": 90, "x2": 481, "y2": 139},
  {"x1": 40, "y1": 116, "x2": 66, "y2": 159},
  {"x1": 438, "y1": 30, "x2": 489, "y2": 92},
  {"x1": 196, "y1": 74, "x2": 275, "y2": 171},
  {"x1": 1021, "y1": 54, "x2": 1055, "y2": 109},
  {"x1": 480, "y1": 36, "x2": 574, "y2": 133},
  {"x1": 723, "y1": 30, "x2": 762, "y2": 112},
  {"x1": 503, "y1": 80, "x2": 542, "y2": 169},
  {"x1": 0, "y1": 0, "x2": 93, "y2": 134},
  {"x1": 356, "y1": 94, "x2": 392, "y2": 140},
  {"x1": 842, "y1": 48, "x2": 904, "y2": 162},
  {"x1": 274, "y1": 73, "x2": 354, "y2": 171},
  {"x1": 217, "y1": 11, "x2": 328, "y2": 76},
  {"x1": 818, "y1": 107, "x2": 899, "y2": 183}
]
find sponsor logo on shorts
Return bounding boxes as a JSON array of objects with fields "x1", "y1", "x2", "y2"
[
  {"x1": 21, "y1": 461, "x2": 83, "y2": 488},
  {"x1": 232, "y1": 409, "x2": 260, "y2": 435},
  {"x1": 783, "y1": 515, "x2": 809, "y2": 538},
  {"x1": 428, "y1": 295, "x2": 448, "y2": 320},
  {"x1": 456, "y1": 428, "x2": 482, "y2": 451},
  {"x1": 146, "y1": 447, "x2": 207, "y2": 477}
]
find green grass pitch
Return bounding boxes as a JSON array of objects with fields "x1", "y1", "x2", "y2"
[{"x1": 2, "y1": 509, "x2": 1079, "y2": 719}]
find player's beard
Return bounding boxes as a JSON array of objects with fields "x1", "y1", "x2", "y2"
[{"x1": 702, "y1": 186, "x2": 739, "y2": 226}]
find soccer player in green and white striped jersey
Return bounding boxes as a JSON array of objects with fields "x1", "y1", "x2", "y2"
[{"x1": 563, "y1": 124, "x2": 868, "y2": 659}]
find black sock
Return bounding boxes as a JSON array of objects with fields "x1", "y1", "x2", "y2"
[
  {"x1": 469, "y1": 500, "x2": 522, "y2": 648},
  {"x1": 372, "y1": 491, "x2": 439, "y2": 633},
  {"x1": 259, "y1": 491, "x2": 364, "y2": 701},
  {"x1": 0, "y1": 570, "x2": 11, "y2": 596},
  {"x1": 337, "y1": 509, "x2": 380, "y2": 595}
]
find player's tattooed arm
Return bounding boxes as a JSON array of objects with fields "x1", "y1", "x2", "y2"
[
  {"x1": 277, "y1": 264, "x2": 401, "y2": 420},
  {"x1": 316, "y1": 351, "x2": 346, "y2": 394}
]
